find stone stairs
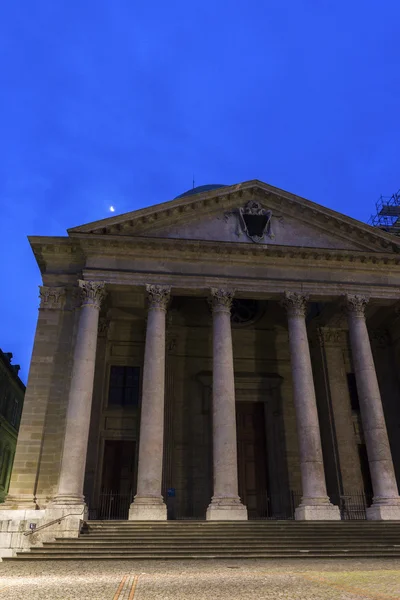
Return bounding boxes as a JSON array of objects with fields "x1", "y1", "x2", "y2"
[{"x1": 7, "y1": 520, "x2": 400, "y2": 560}]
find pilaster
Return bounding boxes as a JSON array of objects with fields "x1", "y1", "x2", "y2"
[
  {"x1": 1, "y1": 286, "x2": 68, "y2": 510},
  {"x1": 316, "y1": 327, "x2": 364, "y2": 494}
]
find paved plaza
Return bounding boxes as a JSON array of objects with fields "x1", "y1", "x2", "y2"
[{"x1": 0, "y1": 559, "x2": 399, "y2": 599}]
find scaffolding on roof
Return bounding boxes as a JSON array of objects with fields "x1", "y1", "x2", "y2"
[{"x1": 368, "y1": 190, "x2": 400, "y2": 236}]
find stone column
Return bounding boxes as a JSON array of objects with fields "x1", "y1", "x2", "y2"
[
  {"x1": 346, "y1": 294, "x2": 400, "y2": 520},
  {"x1": 51, "y1": 280, "x2": 106, "y2": 508},
  {"x1": 282, "y1": 292, "x2": 340, "y2": 520},
  {"x1": 206, "y1": 289, "x2": 247, "y2": 520},
  {"x1": 129, "y1": 284, "x2": 171, "y2": 520}
]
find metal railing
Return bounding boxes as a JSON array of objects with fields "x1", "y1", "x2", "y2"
[
  {"x1": 87, "y1": 490, "x2": 372, "y2": 521},
  {"x1": 23, "y1": 509, "x2": 85, "y2": 536},
  {"x1": 88, "y1": 490, "x2": 133, "y2": 521},
  {"x1": 336, "y1": 492, "x2": 372, "y2": 520}
]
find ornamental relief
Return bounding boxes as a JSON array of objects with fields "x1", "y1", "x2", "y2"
[
  {"x1": 39, "y1": 286, "x2": 66, "y2": 310},
  {"x1": 146, "y1": 284, "x2": 171, "y2": 310},
  {"x1": 224, "y1": 200, "x2": 283, "y2": 244},
  {"x1": 280, "y1": 292, "x2": 309, "y2": 317},
  {"x1": 345, "y1": 294, "x2": 369, "y2": 317},
  {"x1": 369, "y1": 329, "x2": 391, "y2": 349},
  {"x1": 78, "y1": 280, "x2": 106, "y2": 309},
  {"x1": 98, "y1": 317, "x2": 110, "y2": 337},
  {"x1": 209, "y1": 288, "x2": 235, "y2": 313},
  {"x1": 317, "y1": 328, "x2": 348, "y2": 348}
]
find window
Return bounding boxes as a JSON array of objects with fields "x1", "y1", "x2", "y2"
[
  {"x1": 0, "y1": 390, "x2": 8, "y2": 416},
  {"x1": 0, "y1": 446, "x2": 11, "y2": 488},
  {"x1": 10, "y1": 399, "x2": 19, "y2": 427},
  {"x1": 347, "y1": 373, "x2": 360, "y2": 411},
  {"x1": 108, "y1": 366, "x2": 140, "y2": 407}
]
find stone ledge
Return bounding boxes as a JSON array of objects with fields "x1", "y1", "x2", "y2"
[
  {"x1": 129, "y1": 503, "x2": 167, "y2": 521},
  {"x1": 206, "y1": 501, "x2": 248, "y2": 521},
  {"x1": 0, "y1": 506, "x2": 85, "y2": 559},
  {"x1": 295, "y1": 504, "x2": 341, "y2": 521},
  {"x1": 367, "y1": 504, "x2": 400, "y2": 521}
]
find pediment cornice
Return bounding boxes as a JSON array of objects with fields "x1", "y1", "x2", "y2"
[{"x1": 67, "y1": 181, "x2": 400, "y2": 254}]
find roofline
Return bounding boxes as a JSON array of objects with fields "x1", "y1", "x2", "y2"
[
  {"x1": 66, "y1": 180, "x2": 256, "y2": 233},
  {"x1": 65, "y1": 179, "x2": 400, "y2": 250},
  {"x1": 0, "y1": 349, "x2": 26, "y2": 392}
]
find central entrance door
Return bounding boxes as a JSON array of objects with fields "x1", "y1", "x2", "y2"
[
  {"x1": 99, "y1": 440, "x2": 136, "y2": 519},
  {"x1": 236, "y1": 401, "x2": 268, "y2": 519}
]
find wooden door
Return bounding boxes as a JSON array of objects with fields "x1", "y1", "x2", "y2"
[
  {"x1": 236, "y1": 402, "x2": 268, "y2": 518},
  {"x1": 101, "y1": 440, "x2": 136, "y2": 494}
]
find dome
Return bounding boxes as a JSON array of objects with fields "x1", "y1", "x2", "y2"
[{"x1": 174, "y1": 184, "x2": 227, "y2": 199}]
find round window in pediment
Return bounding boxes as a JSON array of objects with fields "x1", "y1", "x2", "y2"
[{"x1": 231, "y1": 299, "x2": 261, "y2": 326}]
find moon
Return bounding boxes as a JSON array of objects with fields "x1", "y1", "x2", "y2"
[{"x1": 109, "y1": 205, "x2": 115, "y2": 213}]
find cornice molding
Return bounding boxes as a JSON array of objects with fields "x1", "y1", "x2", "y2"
[
  {"x1": 66, "y1": 181, "x2": 400, "y2": 254},
  {"x1": 70, "y1": 234, "x2": 400, "y2": 268}
]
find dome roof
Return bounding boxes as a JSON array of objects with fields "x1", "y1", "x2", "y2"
[{"x1": 174, "y1": 184, "x2": 227, "y2": 199}]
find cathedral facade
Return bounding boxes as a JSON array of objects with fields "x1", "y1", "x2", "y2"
[{"x1": 1, "y1": 180, "x2": 400, "y2": 556}]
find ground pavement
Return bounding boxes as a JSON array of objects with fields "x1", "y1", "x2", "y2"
[{"x1": 0, "y1": 558, "x2": 399, "y2": 599}]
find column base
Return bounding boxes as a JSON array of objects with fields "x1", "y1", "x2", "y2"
[
  {"x1": 295, "y1": 500, "x2": 341, "y2": 521},
  {"x1": 206, "y1": 497, "x2": 248, "y2": 521},
  {"x1": 367, "y1": 499, "x2": 400, "y2": 521},
  {"x1": 50, "y1": 494, "x2": 85, "y2": 506},
  {"x1": 0, "y1": 495, "x2": 38, "y2": 511},
  {"x1": 129, "y1": 497, "x2": 167, "y2": 521}
]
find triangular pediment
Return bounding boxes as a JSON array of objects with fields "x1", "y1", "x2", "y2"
[{"x1": 68, "y1": 180, "x2": 400, "y2": 253}]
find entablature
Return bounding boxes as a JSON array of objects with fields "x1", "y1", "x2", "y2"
[{"x1": 81, "y1": 267, "x2": 400, "y2": 303}]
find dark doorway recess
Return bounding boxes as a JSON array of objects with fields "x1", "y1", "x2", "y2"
[
  {"x1": 93, "y1": 440, "x2": 136, "y2": 520},
  {"x1": 236, "y1": 401, "x2": 268, "y2": 519}
]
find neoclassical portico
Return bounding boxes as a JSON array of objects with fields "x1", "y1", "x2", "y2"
[
  {"x1": 2, "y1": 179, "x2": 400, "y2": 557},
  {"x1": 30, "y1": 277, "x2": 400, "y2": 522},
  {"x1": 50, "y1": 279, "x2": 400, "y2": 521}
]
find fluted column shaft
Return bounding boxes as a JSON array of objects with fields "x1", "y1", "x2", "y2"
[
  {"x1": 129, "y1": 285, "x2": 170, "y2": 520},
  {"x1": 53, "y1": 281, "x2": 105, "y2": 506},
  {"x1": 346, "y1": 294, "x2": 400, "y2": 520},
  {"x1": 206, "y1": 289, "x2": 247, "y2": 520},
  {"x1": 282, "y1": 292, "x2": 340, "y2": 520}
]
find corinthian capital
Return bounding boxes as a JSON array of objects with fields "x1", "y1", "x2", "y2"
[
  {"x1": 78, "y1": 280, "x2": 106, "y2": 309},
  {"x1": 146, "y1": 284, "x2": 171, "y2": 311},
  {"x1": 210, "y1": 288, "x2": 235, "y2": 314},
  {"x1": 281, "y1": 292, "x2": 309, "y2": 317},
  {"x1": 345, "y1": 294, "x2": 369, "y2": 317},
  {"x1": 39, "y1": 286, "x2": 66, "y2": 310}
]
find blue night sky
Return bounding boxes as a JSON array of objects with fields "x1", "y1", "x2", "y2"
[{"x1": 1, "y1": 2, "x2": 399, "y2": 382}]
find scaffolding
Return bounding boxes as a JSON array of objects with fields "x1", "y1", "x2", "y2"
[{"x1": 368, "y1": 190, "x2": 400, "y2": 236}]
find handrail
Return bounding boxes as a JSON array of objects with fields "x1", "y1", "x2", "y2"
[{"x1": 23, "y1": 510, "x2": 85, "y2": 536}]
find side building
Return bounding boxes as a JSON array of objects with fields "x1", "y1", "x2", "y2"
[{"x1": 0, "y1": 351, "x2": 25, "y2": 502}]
